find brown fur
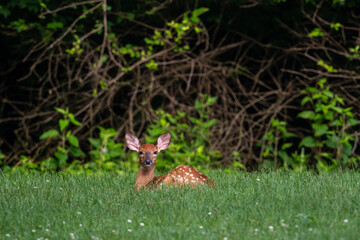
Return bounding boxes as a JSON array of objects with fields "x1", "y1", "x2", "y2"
[{"x1": 125, "y1": 132, "x2": 216, "y2": 190}]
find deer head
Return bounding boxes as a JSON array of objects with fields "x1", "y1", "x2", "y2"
[{"x1": 125, "y1": 132, "x2": 171, "y2": 169}]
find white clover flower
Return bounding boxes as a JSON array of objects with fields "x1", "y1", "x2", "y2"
[
  {"x1": 32, "y1": 229, "x2": 36, "y2": 232},
  {"x1": 127, "y1": 219, "x2": 132, "y2": 223},
  {"x1": 127, "y1": 229, "x2": 132, "y2": 232},
  {"x1": 268, "y1": 226, "x2": 274, "y2": 231},
  {"x1": 77, "y1": 211, "x2": 82, "y2": 215},
  {"x1": 199, "y1": 226, "x2": 203, "y2": 229},
  {"x1": 140, "y1": 223, "x2": 144, "y2": 226},
  {"x1": 208, "y1": 212, "x2": 212, "y2": 215},
  {"x1": 344, "y1": 219, "x2": 348, "y2": 223}
]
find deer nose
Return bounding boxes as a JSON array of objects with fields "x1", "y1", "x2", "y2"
[{"x1": 144, "y1": 159, "x2": 152, "y2": 165}]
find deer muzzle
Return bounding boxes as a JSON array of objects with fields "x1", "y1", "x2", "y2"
[{"x1": 144, "y1": 152, "x2": 153, "y2": 166}]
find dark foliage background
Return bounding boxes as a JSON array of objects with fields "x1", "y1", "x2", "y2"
[{"x1": 1, "y1": 0, "x2": 359, "y2": 170}]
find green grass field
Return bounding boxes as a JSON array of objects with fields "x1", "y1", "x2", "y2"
[{"x1": 1, "y1": 171, "x2": 359, "y2": 240}]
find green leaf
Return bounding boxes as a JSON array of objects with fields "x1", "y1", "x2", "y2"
[
  {"x1": 301, "y1": 96, "x2": 311, "y2": 106},
  {"x1": 190, "y1": 16, "x2": 199, "y2": 23},
  {"x1": 323, "y1": 90, "x2": 334, "y2": 98},
  {"x1": 299, "y1": 136, "x2": 316, "y2": 148},
  {"x1": 331, "y1": 106, "x2": 343, "y2": 114},
  {"x1": 341, "y1": 143, "x2": 352, "y2": 158},
  {"x1": 192, "y1": 7, "x2": 209, "y2": 17},
  {"x1": 278, "y1": 150, "x2": 293, "y2": 163},
  {"x1": 108, "y1": 148, "x2": 123, "y2": 158},
  {"x1": 102, "y1": 55, "x2": 108, "y2": 63},
  {"x1": 206, "y1": 96, "x2": 218, "y2": 106},
  {"x1": 324, "y1": 111, "x2": 334, "y2": 121},
  {"x1": 59, "y1": 119, "x2": 69, "y2": 131},
  {"x1": 330, "y1": 119, "x2": 342, "y2": 126},
  {"x1": 325, "y1": 135, "x2": 339, "y2": 149},
  {"x1": 204, "y1": 119, "x2": 217, "y2": 128},
  {"x1": 47, "y1": 21, "x2": 63, "y2": 30},
  {"x1": 189, "y1": 117, "x2": 200, "y2": 124},
  {"x1": 66, "y1": 130, "x2": 71, "y2": 138},
  {"x1": 54, "y1": 151, "x2": 68, "y2": 165},
  {"x1": 126, "y1": 13, "x2": 135, "y2": 20},
  {"x1": 88, "y1": 138, "x2": 101, "y2": 148},
  {"x1": 232, "y1": 161, "x2": 246, "y2": 170},
  {"x1": 297, "y1": 111, "x2": 315, "y2": 120},
  {"x1": 40, "y1": 129, "x2": 59, "y2": 140},
  {"x1": 312, "y1": 123, "x2": 328, "y2": 137},
  {"x1": 68, "y1": 135, "x2": 79, "y2": 147},
  {"x1": 281, "y1": 143, "x2": 293, "y2": 150},
  {"x1": 308, "y1": 28, "x2": 324, "y2": 38},
  {"x1": 194, "y1": 99, "x2": 202, "y2": 112},
  {"x1": 68, "y1": 113, "x2": 81, "y2": 126},
  {"x1": 69, "y1": 147, "x2": 85, "y2": 157},
  {"x1": 40, "y1": 2, "x2": 47, "y2": 8},
  {"x1": 0, "y1": 6, "x2": 11, "y2": 18},
  {"x1": 160, "y1": 118, "x2": 167, "y2": 127},
  {"x1": 283, "y1": 132, "x2": 297, "y2": 138},
  {"x1": 348, "y1": 118, "x2": 359, "y2": 126},
  {"x1": 55, "y1": 107, "x2": 66, "y2": 115}
]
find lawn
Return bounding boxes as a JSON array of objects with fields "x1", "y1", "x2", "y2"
[{"x1": 0, "y1": 170, "x2": 359, "y2": 240}]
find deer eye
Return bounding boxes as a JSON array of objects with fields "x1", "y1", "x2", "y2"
[
  {"x1": 153, "y1": 151, "x2": 158, "y2": 154},
  {"x1": 139, "y1": 151, "x2": 143, "y2": 155}
]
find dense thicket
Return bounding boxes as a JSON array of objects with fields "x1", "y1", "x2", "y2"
[{"x1": 1, "y1": 0, "x2": 359, "y2": 171}]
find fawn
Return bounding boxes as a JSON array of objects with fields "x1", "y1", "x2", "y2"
[{"x1": 125, "y1": 132, "x2": 216, "y2": 190}]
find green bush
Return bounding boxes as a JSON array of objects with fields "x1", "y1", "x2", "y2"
[
  {"x1": 145, "y1": 94, "x2": 222, "y2": 172},
  {"x1": 5, "y1": 95, "x2": 221, "y2": 173},
  {"x1": 262, "y1": 78, "x2": 360, "y2": 171}
]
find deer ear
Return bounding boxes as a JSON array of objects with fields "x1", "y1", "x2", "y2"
[
  {"x1": 156, "y1": 132, "x2": 171, "y2": 151},
  {"x1": 125, "y1": 133, "x2": 140, "y2": 151}
]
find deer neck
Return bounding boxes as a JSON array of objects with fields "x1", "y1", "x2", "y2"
[{"x1": 134, "y1": 166, "x2": 155, "y2": 189}]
